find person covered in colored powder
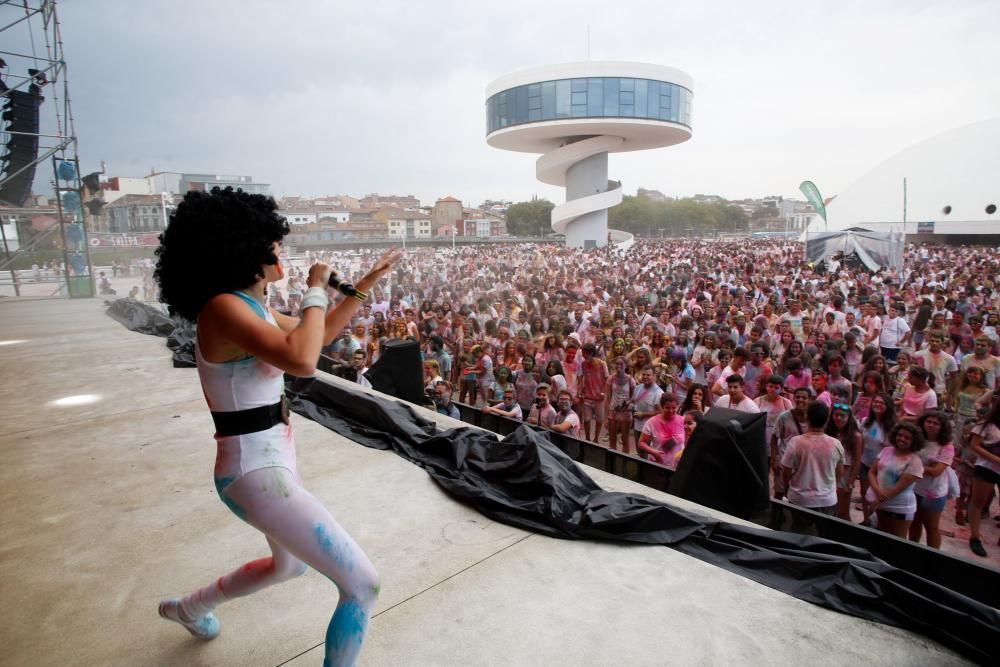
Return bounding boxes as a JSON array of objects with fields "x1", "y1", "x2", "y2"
[{"x1": 153, "y1": 187, "x2": 400, "y2": 666}]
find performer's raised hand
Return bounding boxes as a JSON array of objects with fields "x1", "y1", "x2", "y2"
[{"x1": 359, "y1": 248, "x2": 403, "y2": 291}]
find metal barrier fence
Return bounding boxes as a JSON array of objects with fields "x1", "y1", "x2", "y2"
[
  {"x1": 768, "y1": 499, "x2": 997, "y2": 606},
  {"x1": 451, "y1": 400, "x2": 1000, "y2": 607}
]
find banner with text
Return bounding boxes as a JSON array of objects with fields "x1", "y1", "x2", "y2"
[{"x1": 89, "y1": 233, "x2": 161, "y2": 248}]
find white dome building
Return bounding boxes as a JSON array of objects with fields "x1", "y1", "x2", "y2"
[{"x1": 805, "y1": 117, "x2": 1000, "y2": 242}]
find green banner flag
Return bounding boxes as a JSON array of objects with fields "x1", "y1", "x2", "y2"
[{"x1": 799, "y1": 181, "x2": 827, "y2": 222}]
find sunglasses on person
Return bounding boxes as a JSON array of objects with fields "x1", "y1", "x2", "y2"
[{"x1": 832, "y1": 403, "x2": 851, "y2": 411}]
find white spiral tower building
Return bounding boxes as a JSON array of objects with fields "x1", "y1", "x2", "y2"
[{"x1": 486, "y1": 62, "x2": 694, "y2": 249}]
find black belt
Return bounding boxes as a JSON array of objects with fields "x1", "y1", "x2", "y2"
[{"x1": 211, "y1": 396, "x2": 291, "y2": 437}]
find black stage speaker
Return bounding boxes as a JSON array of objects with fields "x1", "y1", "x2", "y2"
[
  {"x1": 81, "y1": 171, "x2": 102, "y2": 194},
  {"x1": 0, "y1": 90, "x2": 42, "y2": 206},
  {"x1": 668, "y1": 407, "x2": 769, "y2": 519},
  {"x1": 363, "y1": 339, "x2": 424, "y2": 406}
]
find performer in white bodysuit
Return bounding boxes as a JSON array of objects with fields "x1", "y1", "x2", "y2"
[{"x1": 154, "y1": 187, "x2": 400, "y2": 666}]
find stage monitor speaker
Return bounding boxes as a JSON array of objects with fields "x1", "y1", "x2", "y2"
[
  {"x1": 363, "y1": 339, "x2": 424, "y2": 406},
  {"x1": 667, "y1": 407, "x2": 769, "y2": 519},
  {"x1": 0, "y1": 90, "x2": 42, "y2": 207}
]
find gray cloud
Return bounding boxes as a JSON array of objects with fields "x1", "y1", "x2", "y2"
[{"x1": 12, "y1": 0, "x2": 998, "y2": 205}]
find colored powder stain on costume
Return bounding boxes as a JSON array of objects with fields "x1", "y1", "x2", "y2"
[
  {"x1": 315, "y1": 522, "x2": 336, "y2": 557},
  {"x1": 214, "y1": 476, "x2": 248, "y2": 522},
  {"x1": 342, "y1": 537, "x2": 355, "y2": 573},
  {"x1": 272, "y1": 468, "x2": 292, "y2": 498},
  {"x1": 371, "y1": 582, "x2": 380, "y2": 598},
  {"x1": 323, "y1": 599, "x2": 368, "y2": 666},
  {"x1": 314, "y1": 523, "x2": 355, "y2": 573},
  {"x1": 240, "y1": 561, "x2": 264, "y2": 578},
  {"x1": 214, "y1": 475, "x2": 236, "y2": 496},
  {"x1": 219, "y1": 494, "x2": 248, "y2": 522},
  {"x1": 195, "y1": 613, "x2": 220, "y2": 637}
]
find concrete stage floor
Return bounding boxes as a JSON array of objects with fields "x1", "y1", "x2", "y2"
[{"x1": 0, "y1": 297, "x2": 973, "y2": 666}]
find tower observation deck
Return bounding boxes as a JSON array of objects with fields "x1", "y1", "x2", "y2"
[{"x1": 486, "y1": 62, "x2": 693, "y2": 249}]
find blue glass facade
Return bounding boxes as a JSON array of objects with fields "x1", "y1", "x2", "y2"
[{"x1": 487, "y1": 77, "x2": 692, "y2": 134}]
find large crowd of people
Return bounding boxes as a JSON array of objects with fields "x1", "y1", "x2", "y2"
[{"x1": 271, "y1": 238, "x2": 1000, "y2": 558}]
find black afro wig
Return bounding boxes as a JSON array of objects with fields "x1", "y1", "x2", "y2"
[{"x1": 154, "y1": 187, "x2": 290, "y2": 321}]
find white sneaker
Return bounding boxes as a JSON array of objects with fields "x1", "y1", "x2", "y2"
[{"x1": 158, "y1": 598, "x2": 220, "y2": 640}]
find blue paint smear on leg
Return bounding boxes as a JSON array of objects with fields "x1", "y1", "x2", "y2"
[
  {"x1": 315, "y1": 522, "x2": 336, "y2": 556},
  {"x1": 344, "y1": 537, "x2": 355, "y2": 573},
  {"x1": 214, "y1": 476, "x2": 248, "y2": 522},
  {"x1": 323, "y1": 598, "x2": 368, "y2": 667},
  {"x1": 314, "y1": 523, "x2": 354, "y2": 575}
]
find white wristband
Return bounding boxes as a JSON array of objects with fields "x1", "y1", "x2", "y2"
[{"x1": 301, "y1": 286, "x2": 329, "y2": 312}]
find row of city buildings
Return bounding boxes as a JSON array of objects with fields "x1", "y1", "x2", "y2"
[
  {"x1": 91, "y1": 174, "x2": 507, "y2": 244},
  {"x1": 0, "y1": 172, "x2": 510, "y2": 251},
  {"x1": 1, "y1": 167, "x2": 817, "y2": 253}
]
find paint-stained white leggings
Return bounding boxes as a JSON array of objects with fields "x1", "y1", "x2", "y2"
[{"x1": 178, "y1": 466, "x2": 379, "y2": 667}]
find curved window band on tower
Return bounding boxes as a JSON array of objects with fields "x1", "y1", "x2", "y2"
[{"x1": 486, "y1": 77, "x2": 693, "y2": 134}]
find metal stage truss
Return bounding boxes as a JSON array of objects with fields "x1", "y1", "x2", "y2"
[{"x1": 0, "y1": 0, "x2": 93, "y2": 297}]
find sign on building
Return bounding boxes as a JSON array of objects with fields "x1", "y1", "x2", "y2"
[{"x1": 89, "y1": 233, "x2": 161, "y2": 247}]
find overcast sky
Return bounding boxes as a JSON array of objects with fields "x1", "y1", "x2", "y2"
[{"x1": 11, "y1": 0, "x2": 1000, "y2": 206}]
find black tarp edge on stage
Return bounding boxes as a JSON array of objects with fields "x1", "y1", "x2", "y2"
[
  {"x1": 285, "y1": 375, "x2": 998, "y2": 666},
  {"x1": 104, "y1": 299, "x2": 196, "y2": 367}
]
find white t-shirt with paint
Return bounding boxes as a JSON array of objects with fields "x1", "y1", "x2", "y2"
[
  {"x1": 713, "y1": 395, "x2": 761, "y2": 413},
  {"x1": 781, "y1": 432, "x2": 845, "y2": 508}
]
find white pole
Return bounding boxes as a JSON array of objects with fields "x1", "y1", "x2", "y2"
[
  {"x1": 902, "y1": 177, "x2": 907, "y2": 234},
  {"x1": 804, "y1": 214, "x2": 809, "y2": 268}
]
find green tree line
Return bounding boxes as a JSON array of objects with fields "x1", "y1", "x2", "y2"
[
  {"x1": 504, "y1": 199, "x2": 556, "y2": 236},
  {"x1": 505, "y1": 195, "x2": 748, "y2": 237}
]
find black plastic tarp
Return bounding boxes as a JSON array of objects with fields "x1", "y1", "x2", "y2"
[
  {"x1": 285, "y1": 375, "x2": 998, "y2": 665},
  {"x1": 668, "y1": 407, "x2": 770, "y2": 518},
  {"x1": 164, "y1": 317, "x2": 197, "y2": 368},
  {"x1": 105, "y1": 298, "x2": 196, "y2": 367}
]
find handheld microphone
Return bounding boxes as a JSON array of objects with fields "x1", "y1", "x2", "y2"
[{"x1": 328, "y1": 274, "x2": 362, "y2": 299}]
